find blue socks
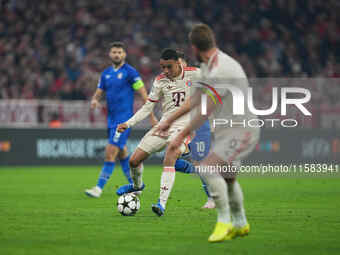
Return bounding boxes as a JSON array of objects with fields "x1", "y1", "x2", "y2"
[
  {"x1": 97, "y1": 162, "x2": 115, "y2": 189},
  {"x1": 174, "y1": 159, "x2": 195, "y2": 174},
  {"x1": 96, "y1": 156, "x2": 133, "y2": 190},
  {"x1": 120, "y1": 156, "x2": 133, "y2": 184}
]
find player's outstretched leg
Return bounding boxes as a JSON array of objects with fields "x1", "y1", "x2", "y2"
[
  {"x1": 118, "y1": 146, "x2": 133, "y2": 184},
  {"x1": 201, "y1": 173, "x2": 234, "y2": 242},
  {"x1": 85, "y1": 161, "x2": 115, "y2": 198},
  {"x1": 117, "y1": 148, "x2": 149, "y2": 195},
  {"x1": 153, "y1": 142, "x2": 183, "y2": 216},
  {"x1": 116, "y1": 163, "x2": 145, "y2": 195},
  {"x1": 120, "y1": 155, "x2": 133, "y2": 184},
  {"x1": 227, "y1": 180, "x2": 250, "y2": 238},
  {"x1": 198, "y1": 153, "x2": 234, "y2": 242},
  {"x1": 152, "y1": 166, "x2": 176, "y2": 216},
  {"x1": 85, "y1": 144, "x2": 119, "y2": 198}
]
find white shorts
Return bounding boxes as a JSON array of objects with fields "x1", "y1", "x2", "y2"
[
  {"x1": 212, "y1": 128, "x2": 260, "y2": 164},
  {"x1": 138, "y1": 126, "x2": 191, "y2": 155}
]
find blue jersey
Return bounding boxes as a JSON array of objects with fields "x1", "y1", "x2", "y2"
[
  {"x1": 196, "y1": 120, "x2": 210, "y2": 134},
  {"x1": 98, "y1": 63, "x2": 143, "y2": 128},
  {"x1": 189, "y1": 120, "x2": 211, "y2": 161}
]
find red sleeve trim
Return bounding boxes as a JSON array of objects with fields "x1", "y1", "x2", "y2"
[
  {"x1": 156, "y1": 74, "x2": 166, "y2": 81},
  {"x1": 184, "y1": 67, "x2": 197, "y2": 71}
]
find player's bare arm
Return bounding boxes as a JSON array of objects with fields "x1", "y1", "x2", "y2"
[
  {"x1": 117, "y1": 100, "x2": 156, "y2": 133},
  {"x1": 90, "y1": 88, "x2": 104, "y2": 109},
  {"x1": 136, "y1": 86, "x2": 159, "y2": 127}
]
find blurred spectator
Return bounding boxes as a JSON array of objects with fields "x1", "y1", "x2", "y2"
[
  {"x1": 58, "y1": 80, "x2": 74, "y2": 100},
  {"x1": 0, "y1": 0, "x2": 339, "y2": 103}
]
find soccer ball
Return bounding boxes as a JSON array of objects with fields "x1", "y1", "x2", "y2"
[{"x1": 117, "y1": 193, "x2": 140, "y2": 216}]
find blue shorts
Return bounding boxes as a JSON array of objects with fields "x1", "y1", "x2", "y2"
[
  {"x1": 189, "y1": 122, "x2": 211, "y2": 161},
  {"x1": 107, "y1": 126, "x2": 131, "y2": 149}
]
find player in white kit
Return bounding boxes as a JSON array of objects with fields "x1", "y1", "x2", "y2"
[
  {"x1": 155, "y1": 24, "x2": 260, "y2": 242},
  {"x1": 116, "y1": 48, "x2": 201, "y2": 216}
]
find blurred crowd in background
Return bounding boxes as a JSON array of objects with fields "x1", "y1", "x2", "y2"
[{"x1": 0, "y1": 0, "x2": 339, "y2": 103}]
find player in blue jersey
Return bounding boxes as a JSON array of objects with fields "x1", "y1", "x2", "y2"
[{"x1": 85, "y1": 42, "x2": 157, "y2": 198}]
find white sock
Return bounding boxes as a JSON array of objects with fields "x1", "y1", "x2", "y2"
[
  {"x1": 94, "y1": 186, "x2": 102, "y2": 192},
  {"x1": 228, "y1": 181, "x2": 247, "y2": 228},
  {"x1": 202, "y1": 174, "x2": 231, "y2": 224},
  {"x1": 159, "y1": 166, "x2": 176, "y2": 209},
  {"x1": 130, "y1": 163, "x2": 144, "y2": 189}
]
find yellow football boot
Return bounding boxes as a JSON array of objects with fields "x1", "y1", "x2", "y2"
[
  {"x1": 208, "y1": 222, "x2": 234, "y2": 243},
  {"x1": 230, "y1": 223, "x2": 250, "y2": 239}
]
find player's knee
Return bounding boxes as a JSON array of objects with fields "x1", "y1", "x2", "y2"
[
  {"x1": 118, "y1": 149, "x2": 128, "y2": 160},
  {"x1": 105, "y1": 144, "x2": 119, "y2": 161},
  {"x1": 163, "y1": 149, "x2": 181, "y2": 165},
  {"x1": 105, "y1": 151, "x2": 114, "y2": 161},
  {"x1": 129, "y1": 155, "x2": 140, "y2": 168}
]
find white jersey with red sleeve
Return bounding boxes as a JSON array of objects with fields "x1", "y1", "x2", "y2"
[
  {"x1": 149, "y1": 66, "x2": 201, "y2": 128},
  {"x1": 199, "y1": 49, "x2": 260, "y2": 163},
  {"x1": 199, "y1": 49, "x2": 257, "y2": 130}
]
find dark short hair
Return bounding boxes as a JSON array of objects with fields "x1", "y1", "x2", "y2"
[
  {"x1": 176, "y1": 49, "x2": 189, "y2": 64},
  {"x1": 176, "y1": 49, "x2": 185, "y2": 60},
  {"x1": 189, "y1": 23, "x2": 216, "y2": 51},
  {"x1": 160, "y1": 48, "x2": 178, "y2": 61},
  {"x1": 109, "y1": 41, "x2": 126, "y2": 51}
]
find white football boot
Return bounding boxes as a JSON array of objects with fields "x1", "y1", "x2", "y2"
[
  {"x1": 85, "y1": 186, "x2": 102, "y2": 198},
  {"x1": 201, "y1": 198, "x2": 216, "y2": 209}
]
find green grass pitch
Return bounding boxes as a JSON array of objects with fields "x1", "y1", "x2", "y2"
[{"x1": 1, "y1": 165, "x2": 340, "y2": 255}]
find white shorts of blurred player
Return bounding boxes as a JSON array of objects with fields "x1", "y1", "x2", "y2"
[
  {"x1": 205, "y1": 128, "x2": 260, "y2": 179},
  {"x1": 138, "y1": 126, "x2": 191, "y2": 155}
]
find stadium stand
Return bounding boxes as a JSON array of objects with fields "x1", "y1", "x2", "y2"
[{"x1": 0, "y1": 0, "x2": 339, "y2": 100}]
